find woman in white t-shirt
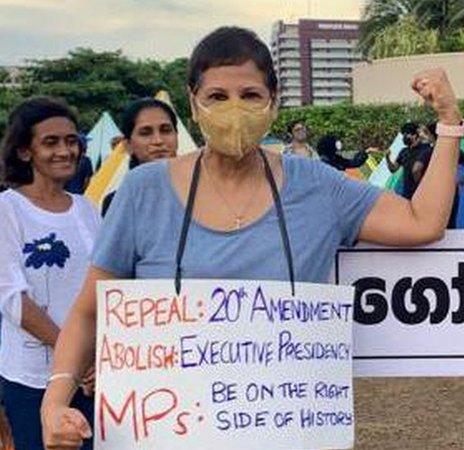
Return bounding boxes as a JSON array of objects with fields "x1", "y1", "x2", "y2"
[{"x1": 0, "y1": 97, "x2": 100, "y2": 450}]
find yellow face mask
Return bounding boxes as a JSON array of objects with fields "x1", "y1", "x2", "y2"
[{"x1": 195, "y1": 98, "x2": 275, "y2": 160}]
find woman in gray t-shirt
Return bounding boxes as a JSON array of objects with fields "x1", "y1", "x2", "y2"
[{"x1": 41, "y1": 26, "x2": 462, "y2": 447}]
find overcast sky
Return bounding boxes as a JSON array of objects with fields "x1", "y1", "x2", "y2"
[{"x1": 0, "y1": 0, "x2": 366, "y2": 65}]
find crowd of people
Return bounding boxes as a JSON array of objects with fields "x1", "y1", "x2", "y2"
[{"x1": 0, "y1": 25, "x2": 462, "y2": 450}]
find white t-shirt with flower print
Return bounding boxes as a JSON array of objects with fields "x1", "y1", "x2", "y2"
[{"x1": 0, "y1": 189, "x2": 100, "y2": 388}]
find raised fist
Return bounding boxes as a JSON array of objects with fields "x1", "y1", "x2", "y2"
[{"x1": 411, "y1": 68, "x2": 461, "y2": 125}]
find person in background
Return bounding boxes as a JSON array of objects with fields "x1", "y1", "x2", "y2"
[
  {"x1": 386, "y1": 122, "x2": 433, "y2": 200},
  {"x1": 64, "y1": 134, "x2": 93, "y2": 194},
  {"x1": 0, "y1": 97, "x2": 100, "y2": 450},
  {"x1": 283, "y1": 120, "x2": 319, "y2": 159},
  {"x1": 317, "y1": 134, "x2": 380, "y2": 170},
  {"x1": 101, "y1": 98, "x2": 179, "y2": 216}
]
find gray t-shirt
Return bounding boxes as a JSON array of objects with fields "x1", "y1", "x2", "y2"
[{"x1": 93, "y1": 155, "x2": 381, "y2": 283}]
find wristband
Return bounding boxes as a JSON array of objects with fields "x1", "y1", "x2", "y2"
[
  {"x1": 47, "y1": 372, "x2": 80, "y2": 387},
  {"x1": 436, "y1": 121, "x2": 464, "y2": 138}
]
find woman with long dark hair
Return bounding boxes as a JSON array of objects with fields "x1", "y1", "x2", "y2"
[
  {"x1": 101, "y1": 98, "x2": 178, "y2": 216},
  {"x1": 0, "y1": 97, "x2": 99, "y2": 450}
]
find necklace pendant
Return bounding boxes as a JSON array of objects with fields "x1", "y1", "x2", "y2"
[{"x1": 235, "y1": 217, "x2": 242, "y2": 229}]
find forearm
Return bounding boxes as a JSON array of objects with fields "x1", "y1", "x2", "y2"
[
  {"x1": 21, "y1": 294, "x2": 60, "y2": 347},
  {"x1": 410, "y1": 134, "x2": 460, "y2": 234},
  {"x1": 336, "y1": 151, "x2": 368, "y2": 169},
  {"x1": 42, "y1": 304, "x2": 96, "y2": 408},
  {"x1": 42, "y1": 266, "x2": 111, "y2": 410}
]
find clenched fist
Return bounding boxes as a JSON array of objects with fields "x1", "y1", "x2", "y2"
[
  {"x1": 412, "y1": 68, "x2": 462, "y2": 125},
  {"x1": 41, "y1": 404, "x2": 92, "y2": 449}
]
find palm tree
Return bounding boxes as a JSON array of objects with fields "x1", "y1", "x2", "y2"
[
  {"x1": 359, "y1": 0, "x2": 464, "y2": 57},
  {"x1": 417, "y1": 0, "x2": 464, "y2": 37},
  {"x1": 358, "y1": 0, "x2": 422, "y2": 56},
  {"x1": 368, "y1": 16, "x2": 439, "y2": 59}
]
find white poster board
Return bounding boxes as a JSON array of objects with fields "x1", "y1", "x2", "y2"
[
  {"x1": 334, "y1": 231, "x2": 464, "y2": 377},
  {"x1": 95, "y1": 279, "x2": 354, "y2": 450}
]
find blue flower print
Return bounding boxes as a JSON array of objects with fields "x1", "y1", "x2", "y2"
[{"x1": 23, "y1": 233, "x2": 71, "y2": 269}]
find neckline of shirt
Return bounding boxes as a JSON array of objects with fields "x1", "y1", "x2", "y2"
[
  {"x1": 6, "y1": 189, "x2": 78, "y2": 219},
  {"x1": 163, "y1": 154, "x2": 291, "y2": 237}
]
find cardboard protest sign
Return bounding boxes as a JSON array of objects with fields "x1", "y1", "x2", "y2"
[
  {"x1": 95, "y1": 279, "x2": 354, "y2": 450},
  {"x1": 335, "y1": 231, "x2": 464, "y2": 377}
]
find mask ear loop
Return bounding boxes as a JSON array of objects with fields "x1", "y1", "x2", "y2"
[
  {"x1": 258, "y1": 148, "x2": 296, "y2": 297},
  {"x1": 174, "y1": 151, "x2": 204, "y2": 295}
]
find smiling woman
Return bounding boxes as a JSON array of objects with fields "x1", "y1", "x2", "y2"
[
  {"x1": 101, "y1": 98, "x2": 179, "y2": 216},
  {"x1": 0, "y1": 97, "x2": 100, "y2": 450}
]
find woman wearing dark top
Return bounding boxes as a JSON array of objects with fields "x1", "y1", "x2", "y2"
[
  {"x1": 101, "y1": 98, "x2": 179, "y2": 216},
  {"x1": 317, "y1": 134, "x2": 380, "y2": 171}
]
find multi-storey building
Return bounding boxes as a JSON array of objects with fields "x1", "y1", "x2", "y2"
[{"x1": 271, "y1": 19, "x2": 363, "y2": 107}]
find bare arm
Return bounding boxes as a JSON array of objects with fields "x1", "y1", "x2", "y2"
[
  {"x1": 360, "y1": 69, "x2": 461, "y2": 246},
  {"x1": 21, "y1": 294, "x2": 60, "y2": 347},
  {"x1": 41, "y1": 266, "x2": 115, "y2": 410}
]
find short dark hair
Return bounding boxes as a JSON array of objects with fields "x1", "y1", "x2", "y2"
[
  {"x1": 188, "y1": 26, "x2": 278, "y2": 96},
  {"x1": 287, "y1": 120, "x2": 307, "y2": 135},
  {"x1": 121, "y1": 98, "x2": 178, "y2": 139},
  {"x1": 401, "y1": 122, "x2": 420, "y2": 136},
  {"x1": 1, "y1": 96, "x2": 78, "y2": 186}
]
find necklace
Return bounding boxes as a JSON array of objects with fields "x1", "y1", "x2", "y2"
[{"x1": 201, "y1": 154, "x2": 263, "y2": 230}]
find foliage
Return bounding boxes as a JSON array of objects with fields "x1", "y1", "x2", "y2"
[
  {"x1": 2, "y1": 47, "x2": 464, "y2": 154},
  {"x1": 272, "y1": 100, "x2": 464, "y2": 152},
  {"x1": 16, "y1": 48, "x2": 190, "y2": 133},
  {"x1": 359, "y1": 0, "x2": 464, "y2": 58},
  {"x1": 0, "y1": 87, "x2": 24, "y2": 141},
  {"x1": 0, "y1": 68, "x2": 9, "y2": 84},
  {"x1": 368, "y1": 16, "x2": 440, "y2": 59}
]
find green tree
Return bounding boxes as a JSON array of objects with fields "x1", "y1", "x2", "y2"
[
  {"x1": 359, "y1": 0, "x2": 464, "y2": 58},
  {"x1": 19, "y1": 48, "x2": 190, "y2": 133},
  {"x1": 418, "y1": 0, "x2": 464, "y2": 39},
  {"x1": 369, "y1": 15, "x2": 439, "y2": 59},
  {"x1": 359, "y1": 0, "x2": 420, "y2": 56},
  {"x1": 0, "y1": 68, "x2": 9, "y2": 84},
  {"x1": 0, "y1": 87, "x2": 24, "y2": 142}
]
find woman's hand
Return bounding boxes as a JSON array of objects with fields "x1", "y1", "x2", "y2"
[
  {"x1": 42, "y1": 404, "x2": 92, "y2": 449},
  {"x1": 412, "y1": 69, "x2": 462, "y2": 125}
]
